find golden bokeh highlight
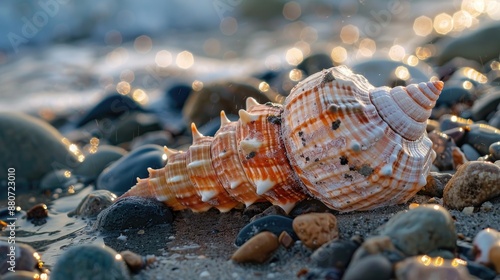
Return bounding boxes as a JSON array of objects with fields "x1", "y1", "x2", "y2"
[
  {"x1": 461, "y1": 0, "x2": 486, "y2": 17},
  {"x1": 155, "y1": 50, "x2": 172, "y2": 67},
  {"x1": 462, "y1": 80, "x2": 473, "y2": 90},
  {"x1": 453, "y1": 10, "x2": 473, "y2": 31},
  {"x1": 283, "y1": 1, "x2": 301, "y2": 21},
  {"x1": 358, "y1": 38, "x2": 376, "y2": 57},
  {"x1": 176, "y1": 51, "x2": 194, "y2": 69},
  {"x1": 120, "y1": 69, "x2": 135, "y2": 83},
  {"x1": 340, "y1": 25, "x2": 359, "y2": 44},
  {"x1": 116, "y1": 81, "x2": 131, "y2": 95},
  {"x1": 486, "y1": 0, "x2": 500, "y2": 19},
  {"x1": 406, "y1": 55, "x2": 419, "y2": 66},
  {"x1": 331, "y1": 46, "x2": 347, "y2": 63},
  {"x1": 388, "y1": 45, "x2": 406, "y2": 61},
  {"x1": 220, "y1": 17, "x2": 238, "y2": 36},
  {"x1": 192, "y1": 80, "x2": 204, "y2": 91},
  {"x1": 64, "y1": 170, "x2": 71, "y2": 178},
  {"x1": 132, "y1": 89, "x2": 149, "y2": 105},
  {"x1": 413, "y1": 16, "x2": 433, "y2": 36},
  {"x1": 415, "y1": 45, "x2": 434, "y2": 60},
  {"x1": 289, "y1": 69, "x2": 303, "y2": 81},
  {"x1": 286, "y1": 47, "x2": 304, "y2": 66},
  {"x1": 259, "y1": 81, "x2": 270, "y2": 92},
  {"x1": 433, "y1": 13, "x2": 454, "y2": 35},
  {"x1": 134, "y1": 35, "x2": 152, "y2": 54},
  {"x1": 395, "y1": 66, "x2": 411, "y2": 80},
  {"x1": 463, "y1": 67, "x2": 488, "y2": 83}
]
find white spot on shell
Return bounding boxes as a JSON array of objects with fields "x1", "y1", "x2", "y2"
[
  {"x1": 240, "y1": 138, "x2": 262, "y2": 155},
  {"x1": 229, "y1": 179, "x2": 243, "y2": 189},
  {"x1": 187, "y1": 160, "x2": 211, "y2": 168},
  {"x1": 201, "y1": 190, "x2": 217, "y2": 202},
  {"x1": 381, "y1": 164, "x2": 393, "y2": 176},
  {"x1": 255, "y1": 179, "x2": 275, "y2": 195},
  {"x1": 418, "y1": 174, "x2": 427, "y2": 186},
  {"x1": 167, "y1": 175, "x2": 185, "y2": 183},
  {"x1": 277, "y1": 201, "x2": 296, "y2": 214}
]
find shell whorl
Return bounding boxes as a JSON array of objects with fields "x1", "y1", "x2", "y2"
[{"x1": 120, "y1": 66, "x2": 443, "y2": 212}]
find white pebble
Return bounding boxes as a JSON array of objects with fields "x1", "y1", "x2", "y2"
[
  {"x1": 117, "y1": 234, "x2": 127, "y2": 241},
  {"x1": 462, "y1": 206, "x2": 474, "y2": 215},
  {"x1": 200, "y1": 271, "x2": 210, "y2": 278}
]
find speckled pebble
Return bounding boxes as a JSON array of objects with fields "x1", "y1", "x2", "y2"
[
  {"x1": 51, "y1": 244, "x2": 130, "y2": 280},
  {"x1": 310, "y1": 237, "x2": 361, "y2": 269},
  {"x1": 95, "y1": 196, "x2": 173, "y2": 231},
  {"x1": 292, "y1": 213, "x2": 338, "y2": 250},
  {"x1": 96, "y1": 144, "x2": 166, "y2": 195},
  {"x1": 395, "y1": 256, "x2": 472, "y2": 280},
  {"x1": 342, "y1": 254, "x2": 392, "y2": 280},
  {"x1": 375, "y1": 204, "x2": 456, "y2": 257},
  {"x1": 231, "y1": 231, "x2": 279, "y2": 264},
  {"x1": 68, "y1": 190, "x2": 116, "y2": 218},
  {"x1": 419, "y1": 172, "x2": 453, "y2": 197},
  {"x1": 235, "y1": 215, "x2": 297, "y2": 246},
  {"x1": 443, "y1": 161, "x2": 500, "y2": 210}
]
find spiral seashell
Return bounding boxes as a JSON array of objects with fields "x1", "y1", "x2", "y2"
[{"x1": 121, "y1": 65, "x2": 442, "y2": 212}]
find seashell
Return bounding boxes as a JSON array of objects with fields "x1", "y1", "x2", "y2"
[{"x1": 120, "y1": 66, "x2": 442, "y2": 212}]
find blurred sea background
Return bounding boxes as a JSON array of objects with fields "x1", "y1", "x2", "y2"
[{"x1": 1, "y1": 0, "x2": 498, "y2": 114}]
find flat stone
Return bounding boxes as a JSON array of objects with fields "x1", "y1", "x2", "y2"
[{"x1": 231, "y1": 231, "x2": 279, "y2": 264}]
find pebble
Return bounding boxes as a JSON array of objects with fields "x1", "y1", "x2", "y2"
[
  {"x1": 436, "y1": 23, "x2": 500, "y2": 66},
  {"x1": 130, "y1": 131, "x2": 174, "y2": 150},
  {"x1": 165, "y1": 83, "x2": 192, "y2": 110},
  {"x1": 0, "y1": 112, "x2": 80, "y2": 198},
  {"x1": 182, "y1": 79, "x2": 282, "y2": 128},
  {"x1": 68, "y1": 190, "x2": 117, "y2": 218},
  {"x1": 95, "y1": 196, "x2": 173, "y2": 231},
  {"x1": 250, "y1": 205, "x2": 287, "y2": 223},
  {"x1": 119, "y1": 250, "x2": 156, "y2": 274},
  {"x1": 73, "y1": 145, "x2": 128, "y2": 181},
  {"x1": 471, "y1": 90, "x2": 500, "y2": 122},
  {"x1": 26, "y1": 203, "x2": 48, "y2": 220},
  {"x1": 235, "y1": 215, "x2": 297, "y2": 246},
  {"x1": 394, "y1": 255, "x2": 472, "y2": 280},
  {"x1": 350, "y1": 58, "x2": 432, "y2": 87},
  {"x1": 436, "y1": 82, "x2": 474, "y2": 107},
  {"x1": 461, "y1": 143, "x2": 481, "y2": 161},
  {"x1": 374, "y1": 204, "x2": 456, "y2": 257},
  {"x1": 443, "y1": 161, "x2": 500, "y2": 210},
  {"x1": 481, "y1": 201, "x2": 494, "y2": 212},
  {"x1": 96, "y1": 144, "x2": 166, "y2": 195},
  {"x1": 462, "y1": 124, "x2": 500, "y2": 155},
  {"x1": 342, "y1": 254, "x2": 393, "y2": 280},
  {"x1": 106, "y1": 112, "x2": 162, "y2": 145},
  {"x1": 297, "y1": 53, "x2": 335, "y2": 76},
  {"x1": 490, "y1": 141, "x2": 500, "y2": 160},
  {"x1": 231, "y1": 231, "x2": 279, "y2": 264},
  {"x1": 292, "y1": 213, "x2": 339, "y2": 250},
  {"x1": 427, "y1": 131, "x2": 456, "y2": 171},
  {"x1": 472, "y1": 228, "x2": 500, "y2": 273},
  {"x1": 278, "y1": 231, "x2": 295, "y2": 249},
  {"x1": 39, "y1": 169, "x2": 78, "y2": 191},
  {"x1": 466, "y1": 260, "x2": 498, "y2": 279},
  {"x1": 310, "y1": 236, "x2": 362, "y2": 269},
  {"x1": 350, "y1": 236, "x2": 405, "y2": 263},
  {"x1": 419, "y1": 172, "x2": 453, "y2": 197},
  {"x1": 0, "y1": 242, "x2": 43, "y2": 274},
  {"x1": 51, "y1": 244, "x2": 130, "y2": 280},
  {"x1": 75, "y1": 93, "x2": 144, "y2": 127}
]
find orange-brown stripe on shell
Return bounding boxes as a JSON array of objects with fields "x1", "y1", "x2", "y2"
[
  {"x1": 211, "y1": 111, "x2": 262, "y2": 207},
  {"x1": 186, "y1": 123, "x2": 240, "y2": 212},
  {"x1": 237, "y1": 100, "x2": 307, "y2": 213}
]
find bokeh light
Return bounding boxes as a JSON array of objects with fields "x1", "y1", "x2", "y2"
[
  {"x1": 433, "y1": 13, "x2": 453, "y2": 35},
  {"x1": 331, "y1": 46, "x2": 347, "y2": 63},
  {"x1": 134, "y1": 35, "x2": 152, "y2": 54},
  {"x1": 453, "y1": 10, "x2": 473, "y2": 31},
  {"x1": 259, "y1": 81, "x2": 270, "y2": 92},
  {"x1": 132, "y1": 89, "x2": 149, "y2": 104},
  {"x1": 192, "y1": 80, "x2": 204, "y2": 91},
  {"x1": 283, "y1": 1, "x2": 301, "y2": 21},
  {"x1": 116, "y1": 81, "x2": 131, "y2": 95},
  {"x1": 357, "y1": 38, "x2": 376, "y2": 58},
  {"x1": 413, "y1": 16, "x2": 433, "y2": 36},
  {"x1": 176, "y1": 51, "x2": 194, "y2": 69},
  {"x1": 155, "y1": 50, "x2": 172, "y2": 67},
  {"x1": 220, "y1": 17, "x2": 238, "y2": 36},
  {"x1": 405, "y1": 55, "x2": 419, "y2": 66},
  {"x1": 340, "y1": 24, "x2": 359, "y2": 44},
  {"x1": 285, "y1": 47, "x2": 303, "y2": 66},
  {"x1": 395, "y1": 66, "x2": 410, "y2": 80},
  {"x1": 388, "y1": 45, "x2": 406, "y2": 61},
  {"x1": 461, "y1": 0, "x2": 486, "y2": 17},
  {"x1": 289, "y1": 69, "x2": 303, "y2": 81}
]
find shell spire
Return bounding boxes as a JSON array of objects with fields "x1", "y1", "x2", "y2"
[{"x1": 370, "y1": 81, "x2": 442, "y2": 141}]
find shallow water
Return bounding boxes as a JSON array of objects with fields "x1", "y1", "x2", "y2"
[{"x1": 0, "y1": 0, "x2": 499, "y2": 271}]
